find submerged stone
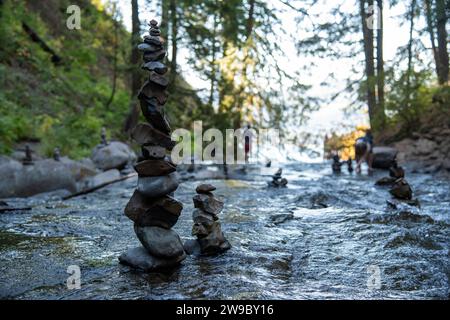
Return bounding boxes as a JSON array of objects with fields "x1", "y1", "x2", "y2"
[{"x1": 119, "y1": 246, "x2": 185, "y2": 271}]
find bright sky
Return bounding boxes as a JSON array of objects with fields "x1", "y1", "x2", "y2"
[{"x1": 112, "y1": 0, "x2": 427, "y2": 144}]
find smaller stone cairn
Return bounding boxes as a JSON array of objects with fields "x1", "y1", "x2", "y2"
[
  {"x1": 331, "y1": 155, "x2": 342, "y2": 173},
  {"x1": 53, "y1": 147, "x2": 61, "y2": 161},
  {"x1": 268, "y1": 168, "x2": 288, "y2": 187},
  {"x1": 389, "y1": 177, "x2": 413, "y2": 200},
  {"x1": 22, "y1": 145, "x2": 33, "y2": 166},
  {"x1": 100, "y1": 127, "x2": 109, "y2": 146},
  {"x1": 184, "y1": 184, "x2": 231, "y2": 256}
]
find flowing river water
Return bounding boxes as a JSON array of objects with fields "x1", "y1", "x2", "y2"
[{"x1": 0, "y1": 162, "x2": 448, "y2": 299}]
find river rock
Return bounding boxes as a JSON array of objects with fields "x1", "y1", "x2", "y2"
[
  {"x1": 144, "y1": 35, "x2": 164, "y2": 46},
  {"x1": 375, "y1": 176, "x2": 396, "y2": 186},
  {"x1": 142, "y1": 61, "x2": 168, "y2": 74},
  {"x1": 131, "y1": 123, "x2": 175, "y2": 150},
  {"x1": 137, "y1": 42, "x2": 160, "y2": 52},
  {"x1": 149, "y1": 73, "x2": 169, "y2": 87},
  {"x1": 143, "y1": 49, "x2": 166, "y2": 62},
  {"x1": 193, "y1": 209, "x2": 218, "y2": 222},
  {"x1": 197, "y1": 222, "x2": 231, "y2": 256},
  {"x1": 0, "y1": 158, "x2": 77, "y2": 198},
  {"x1": 390, "y1": 178, "x2": 413, "y2": 200},
  {"x1": 137, "y1": 172, "x2": 180, "y2": 198},
  {"x1": 91, "y1": 141, "x2": 136, "y2": 171},
  {"x1": 83, "y1": 169, "x2": 121, "y2": 190},
  {"x1": 183, "y1": 239, "x2": 201, "y2": 255},
  {"x1": 134, "y1": 225, "x2": 185, "y2": 259},
  {"x1": 138, "y1": 80, "x2": 168, "y2": 105},
  {"x1": 193, "y1": 193, "x2": 224, "y2": 214},
  {"x1": 142, "y1": 145, "x2": 166, "y2": 159},
  {"x1": 134, "y1": 159, "x2": 176, "y2": 177},
  {"x1": 119, "y1": 246, "x2": 185, "y2": 271},
  {"x1": 139, "y1": 97, "x2": 171, "y2": 134},
  {"x1": 372, "y1": 146, "x2": 398, "y2": 169},
  {"x1": 413, "y1": 138, "x2": 437, "y2": 156},
  {"x1": 125, "y1": 191, "x2": 182, "y2": 228},
  {"x1": 195, "y1": 184, "x2": 216, "y2": 194}
]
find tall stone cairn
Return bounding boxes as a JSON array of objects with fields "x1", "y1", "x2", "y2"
[{"x1": 119, "y1": 20, "x2": 186, "y2": 271}]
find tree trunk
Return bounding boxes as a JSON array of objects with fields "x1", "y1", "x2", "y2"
[
  {"x1": 209, "y1": 12, "x2": 218, "y2": 107},
  {"x1": 359, "y1": 0, "x2": 377, "y2": 131},
  {"x1": 160, "y1": 0, "x2": 169, "y2": 37},
  {"x1": 106, "y1": 10, "x2": 119, "y2": 110},
  {"x1": 406, "y1": 0, "x2": 416, "y2": 100},
  {"x1": 169, "y1": 0, "x2": 177, "y2": 85},
  {"x1": 123, "y1": 0, "x2": 141, "y2": 134},
  {"x1": 435, "y1": 0, "x2": 449, "y2": 84},
  {"x1": 376, "y1": 0, "x2": 385, "y2": 128},
  {"x1": 424, "y1": 0, "x2": 440, "y2": 81}
]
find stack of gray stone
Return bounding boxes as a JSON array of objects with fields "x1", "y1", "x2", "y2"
[
  {"x1": 185, "y1": 184, "x2": 231, "y2": 256},
  {"x1": 119, "y1": 19, "x2": 186, "y2": 271}
]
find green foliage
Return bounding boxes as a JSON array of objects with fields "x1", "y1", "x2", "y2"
[{"x1": 0, "y1": 0, "x2": 131, "y2": 159}]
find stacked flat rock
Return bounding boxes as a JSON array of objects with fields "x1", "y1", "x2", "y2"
[
  {"x1": 268, "y1": 168, "x2": 288, "y2": 187},
  {"x1": 119, "y1": 20, "x2": 186, "y2": 271},
  {"x1": 184, "y1": 184, "x2": 231, "y2": 256}
]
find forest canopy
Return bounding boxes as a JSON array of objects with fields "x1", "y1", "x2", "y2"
[{"x1": 0, "y1": 0, "x2": 448, "y2": 158}]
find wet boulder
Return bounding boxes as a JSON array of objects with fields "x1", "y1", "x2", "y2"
[
  {"x1": 91, "y1": 141, "x2": 136, "y2": 171},
  {"x1": 372, "y1": 147, "x2": 398, "y2": 169},
  {"x1": 0, "y1": 158, "x2": 78, "y2": 198},
  {"x1": 81, "y1": 169, "x2": 121, "y2": 190}
]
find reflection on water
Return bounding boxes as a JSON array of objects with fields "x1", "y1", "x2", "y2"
[{"x1": 0, "y1": 162, "x2": 448, "y2": 299}]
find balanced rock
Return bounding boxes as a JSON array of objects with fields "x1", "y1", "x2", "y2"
[
  {"x1": 139, "y1": 97, "x2": 171, "y2": 134},
  {"x1": 142, "y1": 61, "x2": 168, "y2": 74},
  {"x1": 143, "y1": 49, "x2": 166, "y2": 62},
  {"x1": 389, "y1": 178, "x2": 413, "y2": 200},
  {"x1": 119, "y1": 247, "x2": 185, "y2": 271},
  {"x1": 131, "y1": 123, "x2": 175, "y2": 150},
  {"x1": 137, "y1": 172, "x2": 180, "y2": 198},
  {"x1": 125, "y1": 191, "x2": 182, "y2": 229},
  {"x1": 197, "y1": 222, "x2": 231, "y2": 256},
  {"x1": 142, "y1": 145, "x2": 166, "y2": 159},
  {"x1": 134, "y1": 225, "x2": 185, "y2": 259},
  {"x1": 375, "y1": 176, "x2": 396, "y2": 186},
  {"x1": 149, "y1": 72, "x2": 169, "y2": 87},
  {"x1": 193, "y1": 193, "x2": 224, "y2": 214},
  {"x1": 138, "y1": 80, "x2": 168, "y2": 105},
  {"x1": 196, "y1": 183, "x2": 216, "y2": 194},
  {"x1": 134, "y1": 159, "x2": 176, "y2": 177}
]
